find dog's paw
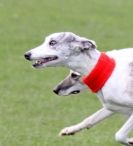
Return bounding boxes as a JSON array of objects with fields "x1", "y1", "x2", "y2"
[{"x1": 59, "y1": 126, "x2": 78, "y2": 136}]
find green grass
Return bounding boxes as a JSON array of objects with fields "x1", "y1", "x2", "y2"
[{"x1": 0, "y1": 0, "x2": 133, "y2": 146}]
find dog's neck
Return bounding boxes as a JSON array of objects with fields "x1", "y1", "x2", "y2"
[{"x1": 66, "y1": 49, "x2": 101, "y2": 76}]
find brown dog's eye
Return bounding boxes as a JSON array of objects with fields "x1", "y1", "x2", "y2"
[
  {"x1": 49, "y1": 40, "x2": 57, "y2": 46},
  {"x1": 71, "y1": 73, "x2": 78, "y2": 79},
  {"x1": 71, "y1": 72, "x2": 81, "y2": 80}
]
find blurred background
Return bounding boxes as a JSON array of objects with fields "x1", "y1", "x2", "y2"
[{"x1": 0, "y1": 0, "x2": 133, "y2": 146}]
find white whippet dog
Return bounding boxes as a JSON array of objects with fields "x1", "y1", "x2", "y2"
[{"x1": 25, "y1": 32, "x2": 133, "y2": 146}]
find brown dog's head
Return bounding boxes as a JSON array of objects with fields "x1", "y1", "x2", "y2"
[{"x1": 53, "y1": 70, "x2": 87, "y2": 96}]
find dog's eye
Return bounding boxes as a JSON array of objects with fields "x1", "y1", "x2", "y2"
[{"x1": 49, "y1": 40, "x2": 57, "y2": 46}]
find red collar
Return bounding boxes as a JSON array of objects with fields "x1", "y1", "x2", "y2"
[{"x1": 82, "y1": 53, "x2": 116, "y2": 93}]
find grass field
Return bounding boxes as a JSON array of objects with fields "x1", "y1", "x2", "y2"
[{"x1": 1, "y1": 0, "x2": 133, "y2": 146}]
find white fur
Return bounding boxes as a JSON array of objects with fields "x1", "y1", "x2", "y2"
[{"x1": 25, "y1": 32, "x2": 133, "y2": 146}]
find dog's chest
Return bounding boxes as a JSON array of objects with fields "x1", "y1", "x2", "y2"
[
  {"x1": 103, "y1": 102, "x2": 133, "y2": 114},
  {"x1": 97, "y1": 91, "x2": 133, "y2": 114}
]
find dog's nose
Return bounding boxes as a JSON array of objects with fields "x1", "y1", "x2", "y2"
[
  {"x1": 24, "y1": 52, "x2": 31, "y2": 60},
  {"x1": 53, "y1": 88, "x2": 60, "y2": 95}
]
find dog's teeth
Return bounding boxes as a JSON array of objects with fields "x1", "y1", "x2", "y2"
[
  {"x1": 48, "y1": 57, "x2": 51, "y2": 61},
  {"x1": 35, "y1": 60, "x2": 41, "y2": 65},
  {"x1": 48, "y1": 58, "x2": 52, "y2": 61},
  {"x1": 33, "y1": 56, "x2": 58, "y2": 67}
]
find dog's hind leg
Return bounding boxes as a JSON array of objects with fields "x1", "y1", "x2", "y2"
[
  {"x1": 59, "y1": 107, "x2": 113, "y2": 136},
  {"x1": 115, "y1": 113, "x2": 133, "y2": 146}
]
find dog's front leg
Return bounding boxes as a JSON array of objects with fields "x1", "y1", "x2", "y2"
[
  {"x1": 115, "y1": 113, "x2": 133, "y2": 146},
  {"x1": 59, "y1": 107, "x2": 113, "y2": 136}
]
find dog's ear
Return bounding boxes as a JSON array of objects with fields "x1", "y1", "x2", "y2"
[{"x1": 80, "y1": 39, "x2": 97, "y2": 51}]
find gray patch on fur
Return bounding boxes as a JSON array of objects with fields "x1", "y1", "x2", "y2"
[
  {"x1": 55, "y1": 77, "x2": 74, "y2": 92},
  {"x1": 125, "y1": 62, "x2": 133, "y2": 96},
  {"x1": 50, "y1": 33, "x2": 66, "y2": 43},
  {"x1": 64, "y1": 34, "x2": 76, "y2": 43},
  {"x1": 129, "y1": 62, "x2": 133, "y2": 76}
]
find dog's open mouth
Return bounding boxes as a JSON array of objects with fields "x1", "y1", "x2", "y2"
[{"x1": 32, "y1": 56, "x2": 58, "y2": 68}]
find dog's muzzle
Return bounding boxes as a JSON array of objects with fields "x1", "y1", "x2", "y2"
[{"x1": 53, "y1": 88, "x2": 60, "y2": 95}]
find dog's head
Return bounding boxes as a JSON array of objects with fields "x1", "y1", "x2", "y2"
[
  {"x1": 24, "y1": 32, "x2": 97, "y2": 69},
  {"x1": 53, "y1": 70, "x2": 86, "y2": 96}
]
